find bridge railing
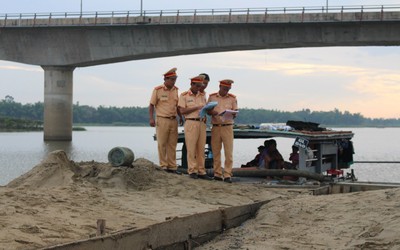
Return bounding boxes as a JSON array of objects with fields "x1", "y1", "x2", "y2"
[{"x1": 1, "y1": 5, "x2": 400, "y2": 27}]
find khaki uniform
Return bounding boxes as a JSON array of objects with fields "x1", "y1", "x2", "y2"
[
  {"x1": 178, "y1": 90, "x2": 207, "y2": 175},
  {"x1": 208, "y1": 92, "x2": 238, "y2": 178},
  {"x1": 150, "y1": 84, "x2": 179, "y2": 170},
  {"x1": 198, "y1": 91, "x2": 208, "y2": 168}
]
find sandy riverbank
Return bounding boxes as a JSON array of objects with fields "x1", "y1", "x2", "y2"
[{"x1": 0, "y1": 150, "x2": 399, "y2": 249}]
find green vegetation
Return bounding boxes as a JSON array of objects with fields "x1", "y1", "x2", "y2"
[
  {"x1": 0, "y1": 116, "x2": 86, "y2": 132},
  {"x1": 1, "y1": 95, "x2": 400, "y2": 127},
  {"x1": 0, "y1": 116, "x2": 43, "y2": 131},
  {"x1": 72, "y1": 127, "x2": 87, "y2": 131}
]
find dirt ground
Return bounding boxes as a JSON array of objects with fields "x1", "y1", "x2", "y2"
[{"x1": 1, "y1": 150, "x2": 399, "y2": 250}]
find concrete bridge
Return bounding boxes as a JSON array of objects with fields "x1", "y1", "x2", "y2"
[{"x1": 1, "y1": 5, "x2": 400, "y2": 140}]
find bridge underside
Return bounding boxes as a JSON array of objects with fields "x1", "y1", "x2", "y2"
[
  {"x1": 1, "y1": 21, "x2": 400, "y2": 67},
  {"x1": 1, "y1": 18, "x2": 400, "y2": 140}
]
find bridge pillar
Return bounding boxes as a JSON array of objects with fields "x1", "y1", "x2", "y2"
[{"x1": 42, "y1": 66, "x2": 75, "y2": 141}]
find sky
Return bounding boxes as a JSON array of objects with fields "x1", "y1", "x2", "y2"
[{"x1": 1, "y1": 1, "x2": 400, "y2": 119}]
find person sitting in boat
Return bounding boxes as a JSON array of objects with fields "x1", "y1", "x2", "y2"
[
  {"x1": 258, "y1": 139, "x2": 270, "y2": 168},
  {"x1": 241, "y1": 145, "x2": 265, "y2": 168},
  {"x1": 263, "y1": 139, "x2": 285, "y2": 169},
  {"x1": 289, "y1": 145, "x2": 299, "y2": 169}
]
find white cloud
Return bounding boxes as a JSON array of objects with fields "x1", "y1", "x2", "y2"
[
  {"x1": 74, "y1": 74, "x2": 151, "y2": 107},
  {"x1": 0, "y1": 64, "x2": 41, "y2": 72}
]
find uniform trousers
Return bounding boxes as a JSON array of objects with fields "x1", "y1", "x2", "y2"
[
  {"x1": 184, "y1": 120, "x2": 207, "y2": 175},
  {"x1": 211, "y1": 125, "x2": 234, "y2": 178},
  {"x1": 156, "y1": 117, "x2": 178, "y2": 170}
]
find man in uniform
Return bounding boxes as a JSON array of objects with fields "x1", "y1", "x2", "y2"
[
  {"x1": 199, "y1": 73, "x2": 210, "y2": 95},
  {"x1": 178, "y1": 75, "x2": 212, "y2": 180},
  {"x1": 207, "y1": 79, "x2": 238, "y2": 183},
  {"x1": 149, "y1": 68, "x2": 183, "y2": 174},
  {"x1": 199, "y1": 73, "x2": 212, "y2": 168}
]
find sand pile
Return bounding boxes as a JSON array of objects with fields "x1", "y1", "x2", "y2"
[
  {"x1": 7, "y1": 150, "x2": 162, "y2": 191},
  {"x1": 1, "y1": 150, "x2": 400, "y2": 249},
  {"x1": 7, "y1": 150, "x2": 76, "y2": 189}
]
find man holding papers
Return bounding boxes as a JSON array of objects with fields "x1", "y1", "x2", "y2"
[
  {"x1": 178, "y1": 75, "x2": 212, "y2": 181},
  {"x1": 207, "y1": 79, "x2": 238, "y2": 183}
]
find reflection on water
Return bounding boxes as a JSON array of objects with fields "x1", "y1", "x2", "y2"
[
  {"x1": 43, "y1": 141, "x2": 73, "y2": 157},
  {"x1": 1, "y1": 126, "x2": 400, "y2": 185},
  {"x1": 352, "y1": 163, "x2": 400, "y2": 183}
]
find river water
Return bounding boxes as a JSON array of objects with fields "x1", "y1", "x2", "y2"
[{"x1": 1, "y1": 126, "x2": 400, "y2": 185}]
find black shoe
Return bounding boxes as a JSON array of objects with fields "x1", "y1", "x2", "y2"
[
  {"x1": 198, "y1": 174, "x2": 212, "y2": 180},
  {"x1": 224, "y1": 178, "x2": 232, "y2": 183},
  {"x1": 165, "y1": 169, "x2": 182, "y2": 175},
  {"x1": 213, "y1": 176, "x2": 223, "y2": 181},
  {"x1": 189, "y1": 173, "x2": 198, "y2": 179}
]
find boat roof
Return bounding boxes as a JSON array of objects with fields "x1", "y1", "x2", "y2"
[{"x1": 176, "y1": 128, "x2": 354, "y2": 143}]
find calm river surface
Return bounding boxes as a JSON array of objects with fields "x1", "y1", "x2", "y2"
[{"x1": 1, "y1": 126, "x2": 400, "y2": 185}]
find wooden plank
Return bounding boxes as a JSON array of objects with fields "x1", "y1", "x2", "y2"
[
  {"x1": 222, "y1": 201, "x2": 269, "y2": 229},
  {"x1": 146, "y1": 210, "x2": 222, "y2": 249},
  {"x1": 312, "y1": 185, "x2": 331, "y2": 195},
  {"x1": 336, "y1": 182, "x2": 400, "y2": 191},
  {"x1": 313, "y1": 183, "x2": 400, "y2": 196},
  {"x1": 96, "y1": 219, "x2": 106, "y2": 236},
  {"x1": 43, "y1": 202, "x2": 271, "y2": 250},
  {"x1": 44, "y1": 227, "x2": 151, "y2": 250}
]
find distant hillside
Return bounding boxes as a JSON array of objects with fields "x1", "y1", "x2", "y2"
[{"x1": 1, "y1": 96, "x2": 400, "y2": 127}]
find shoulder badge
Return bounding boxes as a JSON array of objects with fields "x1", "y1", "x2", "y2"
[
  {"x1": 181, "y1": 91, "x2": 188, "y2": 96},
  {"x1": 209, "y1": 92, "x2": 218, "y2": 96},
  {"x1": 154, "y1": 85, "x2": 163, "y2": 90},
  {"x1": 228, "y1": 93, "x2": 236, "y2": 98}
]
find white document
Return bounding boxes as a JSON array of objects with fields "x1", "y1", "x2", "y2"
[{"x1": 219, "y1": 109, "x2": 239, "y2": 122}]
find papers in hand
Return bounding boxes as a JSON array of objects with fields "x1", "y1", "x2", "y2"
[
  {"x1": 199, "y1": 101, "x2": 218, "y2": 118},
  {"x1": 219, "y1": 109, "x2": 239, "y2": 122}
]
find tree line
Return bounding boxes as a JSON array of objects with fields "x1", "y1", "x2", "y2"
[{"x1": 1, "y1": 95, "x2": 400, "y2": 127}]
